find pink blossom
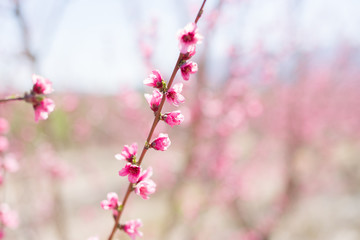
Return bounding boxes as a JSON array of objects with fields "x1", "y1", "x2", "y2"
[
  {"x1": 119, "y1": 163, "x2": 141, "y2": 183},
  {"x1": 144, "y1": 90, "x2": 162, "y2": 112},
  {"x1": 0, "y1": 204, "x2": 18, "y2": 229},
  {"x1": 33, "y1": 98, "x2": 55, "y2": 122},
  {"x1": 123, "y1": 219, "x2": 143, "y2": 240},
  {"x1": 2, "y1": 154, "x2": 19, "y2": 173},
  {"x1": 143, "y1": 70, "x2": 163, "y2": 89},
  {"x1": 32, "y1": 74, "x2": 53, "y2": 95},
  {"x1": 180, "y1": 61, "x2": 198, "y2": 81},
  {"x1": 101, "y1": 192, "x2": 120, "y2": 210},
  {"x1": 177, "y1": 22, "x2": 202, "y2": 54},
  {"x1": 0, "y1": 118, "x2": 9, "y2": 134},
  {"x1": 115, "y1": 143, "x2": 138, "y2": 162},
  {"x1": 135, "y1": 167, "x2": 156, "y2": 200},
  {"x1": 150, "y1": 133, "x2": 171, "y2": 151},
  {"x1": 162, "y1": 111, "x2": 184, "y2": 127},
  {"x1": 166, "y1": 83, "x2": 185, "y2": 106},
  {"x1": 183, "y1": 46, "x2": 196, "y2": 60}
]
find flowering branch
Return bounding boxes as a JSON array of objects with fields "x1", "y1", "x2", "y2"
[
  {"x1": 105, "y1": 1, "x2": 207, "y2": 239},
  {"x1": 0, "y1": 75, "x2": 55, "y2": 122}
]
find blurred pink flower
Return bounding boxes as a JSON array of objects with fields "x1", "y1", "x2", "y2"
[
  {"x1": 123, "y1": 219, "x2": 143, "y2": 240},
  {"x1": 135, "y1": 167, "x2": 156, "y2": 200},
  {"x1": 143, "y1": 70, "x2": 163, "y2": 89},
  {"x1": 119, "y1": 163, "x2": 141, "y2": 183},
  {"x1": 115, "y1": 143, "x2": 138, "y2": 162},
  {"x1": 166, "y1": 83, "x2": 185, "y2": 106},
  {"x1": 0, "y1": 119, "x2": 9, "y2": 134},
  {"x1": 0, "y1": 137, "x2": 9, "y2": 153},
  {"x1": 162, "y1": 111, "x2": 184, "y2": 127},
  {"x1": 144, "y1": 90, "x2": 162, "y2": 112},
  {"x1": 180, "y1": 61, "x2": 198, "y2": 81},
  {"x1": 177, "y1": 23, "x2": 202, "y2": 54},
  {"x1": 150, "y1": 133, "x2": 171, "y2": 151},
  {"x1": 2, "y1": 154, "x2": 19, "y2": 173},
  {"x1": 33, "y1": 98, "x2": 55, "y2": 122},
  {"x1": 0, "y1": 204, "x2": 18, "y2": 229},
  {"x1": 32, "y1": 74, "x2": 53, "y2": 95},
  {"x1": 101, "y1": 192, "x2": 120, "y2": 210}
]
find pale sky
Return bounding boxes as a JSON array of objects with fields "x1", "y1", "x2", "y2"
[{"x1": 0, "y1": 0, "x2": 359, "y2": 94}]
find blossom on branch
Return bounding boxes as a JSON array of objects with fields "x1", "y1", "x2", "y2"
[
  {"x1": 115, "y1": 143, "x2": 138, "y2": 163},
  {"x1": 101, "y1": 192, "x2": 120, "y2": 211},
  {"x1": 33, "y1": 98, "x2": 55, "y2": 122},
  {"x1": 150, "y1": 133, "x2": 171, "y2": 151},
  {"x1": 166, "y1": 83, "x2": 185, "y2": 106},
  {"x1": 119, "y1": 163, "x2": 141, "y2": 183},
  {"x1": 143, "y1": 70, "x2": 164, "y2": 89},
  {"x1": 122, "y1": 219, "x2": 143, "y2": 240},
  {"x1": 32, "y1": 74, "x2": 53, "y2": 95},
  {"x1": 162, "y1": 111, "x2": 184, "y2": 127},
  {"x1": 135, "y1": 167, "x2": 156, "y2": 200},
  {"x1": 144, "y1": 90, "x2": 162, "y2": 112},
  {"x1": 180, "y1": 61, "x2": 198, "y2": 81},
  {"x1": 177, "y1": 22, "x2": 202, "y2": 54}
]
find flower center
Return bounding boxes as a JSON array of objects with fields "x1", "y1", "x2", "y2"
[{"x1": 182, "y1": 33, "x2": 194, "y2": 43}]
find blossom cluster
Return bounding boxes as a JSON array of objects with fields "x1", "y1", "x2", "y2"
[
  {"x1": 26, "y1": 74, "x2": 55, "y2": 122},
  {"x1": 100, "y1": 22, "x2": 202, "y2": 240}
]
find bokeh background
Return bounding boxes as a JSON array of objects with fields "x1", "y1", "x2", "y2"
[{"x1": 1, "y1": 0, "x2": 360, "y2": 239}]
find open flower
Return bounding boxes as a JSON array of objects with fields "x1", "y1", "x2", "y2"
[
  {"x1": 162, "y1": 111, "x2": 184, "y2": 127},
  {"x1": 166, "y1": 83, "x2": 185, "y2": 106},
  {"x1": 32, "y1": 74, "x2": 53, "y2": 95},
  {"x1": 33, "y1": 98, "x2": 55, "y2": 122},
  {"x1": 180, "y1": 61, "x2": 198, "y2": 81},
  {"x1": 143, "y1": 70, "x2": 163, "y2": 89},
  {"x1": 144, "y1": 90, "x2": 162, "y2": 112},
  {"x1": 135, "y1": 167, "x2": 156, "y2": 200},
  {"x1": 150, "y1": 133, "x2": 171, "y2": 151},
  {"x1": 177, "y1": 22, "x2": 202, "y2": 54},
  {"x1": 101, "y1": 192, "x2": 120, "y2": 210},
  {"x1": 122, "y1": 219, "x2": 143, "y2": 240},
  {"x1": 115, "y1": 143, "x2": 138, "y2": 162},
  {"x1": 119, "y1": 163, "x2": 141, "y2": 183}
]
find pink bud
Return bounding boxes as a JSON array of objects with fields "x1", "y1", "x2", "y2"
[
  {"x1": 180, "y1": 61, "x2": 198, "y2": 81},
  {"x1": 166, "y1": 83, "x2": 185, "y2": 106},
  {"x1": 162, "y1": 111, "x2": 184, "y2": 127},
  {"x1": 144, "y1": 90, "x2": 162, "y2": 112},
  {"x1": 150, "y1": 133, "x2": 171, "y2": 151}
]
